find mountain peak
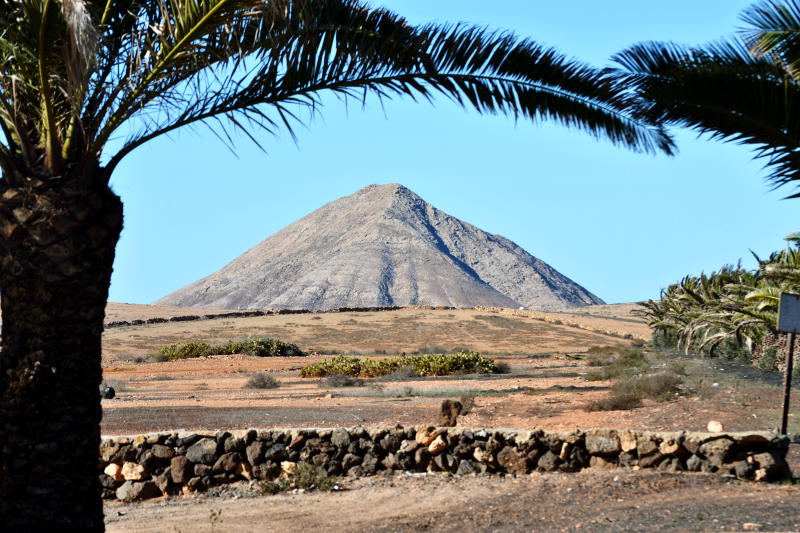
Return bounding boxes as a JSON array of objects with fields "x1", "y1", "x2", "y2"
[{"x1": 156, "y1": 184, "x2": 603, "y2": 311}]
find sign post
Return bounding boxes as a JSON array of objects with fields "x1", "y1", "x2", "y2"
[{"x1": 777, "y1": 293, "x2": 800, "y2": 435}]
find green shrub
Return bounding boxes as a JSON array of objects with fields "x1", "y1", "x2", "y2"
[
  {"x1": 260, "y1": 463, "x2": 337, "y2": 495},
  {"x1": 158, "y1": 337, "x2": 305, "y2": 360},
  {"x1": 758, "y1": 346, "x2": 779, "y2": 372},
  {"x1": 158, "y1": 342, "x2": 214, "y2": 360},
  {"x1": 712, "y1": 338, "x2": 753, "y2": 363},
  {"x1": 299, "y1": 351, "x2": 500, "y2": 378},
  {"x1": 244, "y1": 372, "x2": 280, "y2": 389}
]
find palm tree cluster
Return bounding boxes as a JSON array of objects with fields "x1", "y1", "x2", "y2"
[{"x1": 639, "y1": 235, "x2": 800, "y2": 369}]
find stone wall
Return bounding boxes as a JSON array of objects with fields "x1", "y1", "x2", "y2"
[
  {"x1": 753, "y1": 330, "x2": 800, "y2": 373},
  {"x1": 100, "y1": 426, "x2": 792, "y2": 502}
]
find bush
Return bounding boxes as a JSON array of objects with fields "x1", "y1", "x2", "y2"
[
  {"x1": 260, "y1": 463, "x2": 337, "y2": 494},
  {"x1": 460, "y1": 395, "x2": 476, "y2": 414},
  {"x1": 586, "y1": 348, "x2": 648, "y2": 381},
  {"x1": 322, "y1": 374, "x2": 365, "y2": 388},
  {"x1": 612, "y1": 371, "x2": 682, "y2": 402},
  {"x1": 299, "y1": 352, "x2": 500, "y2": 378},
  {"x1": 585, "y1": 393, "x2": 641, "y2": 412},
  {"x1": 757, "y1": 346, "x2": 778, "y2": 372},
  {"x1": 712, "y1": 338, "x2": 753, "y2": 363},
  {"x1": 217, "y1": 338, "x2": 305, "y2": 357},
  {"x1": 158, "y1": 337, "x2": 305, "y2": 360},
  {"x1": 244, "y1": 372, "x2": 280, "y2": 389},
  {"x1": 494, "y1": 361, "x2": 512, "y2": 374},
  {"x1": 158, "y1": 342, "x2": 213, "y2": 360}
]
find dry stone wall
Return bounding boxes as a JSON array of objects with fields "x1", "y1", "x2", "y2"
[{"x1": 99, "y1": 426, "x2": 792, "y2": 502}]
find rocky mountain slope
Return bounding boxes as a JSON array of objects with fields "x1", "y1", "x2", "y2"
[{"x1": 156, "y1": 184, "x2": 603, "y2": 310}]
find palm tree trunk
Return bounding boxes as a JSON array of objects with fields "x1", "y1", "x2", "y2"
[{"x1": 0, "y1": 177, "x2": 122, "y2": 532}]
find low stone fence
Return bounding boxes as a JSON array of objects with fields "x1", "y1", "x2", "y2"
[{"x1": 100, "y1": 426, "x2": 792, "y2": 502}]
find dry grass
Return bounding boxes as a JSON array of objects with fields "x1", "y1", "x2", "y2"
[
  {"x1": 585, "y1": 393, "x2": 641, "y2": 412},
  {"x1": 102, "y1": 307, "x2": 631, "y2": 364},
  {"x1": 244, "y1": 373, "x2": 280, "y2": 389}
]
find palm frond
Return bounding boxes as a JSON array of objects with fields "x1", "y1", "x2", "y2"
[
  {"x1": 92, "y1": 0, "x2": 674, "y2": 173},
  {"x1": 611, "y1": 38, "x2": 800, "y2": 197},
  {"x1": 741, "y1": 0, "x2": 800, "y2": 74}
]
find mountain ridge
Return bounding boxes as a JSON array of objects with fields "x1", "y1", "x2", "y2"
[{"x1": 156, "y1": 183, "x2": 603, "y2": 310}]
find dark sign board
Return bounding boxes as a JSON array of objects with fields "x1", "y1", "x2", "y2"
[{"x1": 778, "y1": 293, "x2": 800, "y2": 334}]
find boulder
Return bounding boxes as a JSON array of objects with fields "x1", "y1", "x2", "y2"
[
  {"x1": 331, "y1": 429, "x2": 351, "y2": 448},
  {"x1": 497, "y1": 446, "x2": 528, "y2": 475},
  {"x1": 213, "y1": 452, "x2": 241, "y2": 473},
  {"x1": 154, "y1": 468, "x2": 172, "y2": 494},
  {"x1": 537, "y1": 451, "x2": 560, "y2": 472},
  {"x1": 619, "y1": 431, "x2": 637, "y2": 453},
  {"x1": 636, "y1": 437, "x2": 659, "y2": 457},
  {"x1": 433, "y1": 453, "x2": 455, "y2": 472},
  {"x1": 170, "y1": 456, "x2": 194, "y2": 484},
  {"x1": 246, "y1": 440, "x2": 266, "y2": 465},
  {"x1": 149, "y1": 444, "x2": 174, "y2": 460},
  {"x1": 398, "y1": 439, "x2": 418, "y2": 455},
  {"x1": 699, "y1": 438, "x2": 736, "y2": 466},
  {"x1": 361, "y1": 453, "x2": 379, "y2": 474},
  {"x1": 439, "y1": 400, "x2": 463, "y2": 427},
  {"x1": 589, "y1": 456, "x2": 617, "y2": 471},
  {"x1": 236, "y1": 461, "x2": 254, "y2": 480},
  {"x1": 428, "y1": 435, "x2": 449, "y2": 455},
  {"x1": 224, "y1": 436, "x2": 246, "y2": 454},
  {"x1": 685, "y1": 454, "x2": 706, "y2": 472},
  {"x1": 186, "y1": 438, "x2": 218, "y2": 465},
  {"x1": 104, "y1": 463, "x2": 125, "y2": 482},
  {"x1": 473, "y1": 447, "x2": 494, "y2": 465},
  {"x1": 121, "y1": 461, "x2": 148, "y2": 481},
  {"x1": 585, "y1": 431, "x2": 620, "y2": 455},
  {"x1": 342, "y1": 454, "x2": 362, "y2": 471},
  {"x1": 456, "y1": 460, "x2": 477, "y2": 475},
  {"x1": 115, "y1": 481, "x2": 160, "y2": 502},
  {"x1": 751, "y1": 451, "x2": 790, "y2": 481},
  {"x1": 415, "y1": 427, "x2": 437, "y2": 447}
]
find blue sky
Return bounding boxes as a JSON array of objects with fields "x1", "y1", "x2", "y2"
[{"x1": 108, "y1": 0, "x2": 797, "y2": 306}]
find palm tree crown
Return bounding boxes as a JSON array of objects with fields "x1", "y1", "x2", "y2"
[{"x1": 0, "y1": 0, "x2": 672, "y2": 188}]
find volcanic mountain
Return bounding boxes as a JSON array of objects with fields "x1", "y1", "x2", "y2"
[{"x1": 156, "y1": 184, "x2": 603, "y2": 311}]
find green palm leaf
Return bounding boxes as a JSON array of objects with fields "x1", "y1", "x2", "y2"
[{"x1": 611, "y1": 38, "x2": 800, "y2": 197}]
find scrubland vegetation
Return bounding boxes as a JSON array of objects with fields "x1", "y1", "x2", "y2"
[
  {"x1": 158, "y1": 338, "x2": 305, "y2": 360},
  {"x1": 299, "y1": 352, "x2": 501, "y2": 378},
  {"x1": 583, "y1": 344, "x2": 686, "y2": 411}
]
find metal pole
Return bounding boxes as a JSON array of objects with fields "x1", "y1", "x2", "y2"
[{"x1": 780, "y1": 331, "x2": 796, "y2": 435}]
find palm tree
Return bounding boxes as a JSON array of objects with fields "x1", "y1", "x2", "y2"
[
  {"x1": 611, "y1": 0, "x2": 800, "y2": 197},
  {"x1": 0, "y1": 1, "x2": 672, "y2": 530}
]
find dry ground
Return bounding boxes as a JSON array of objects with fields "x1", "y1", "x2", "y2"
[{"x1": 100, "y1": 304, "x2": 800, "y2": 532}]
